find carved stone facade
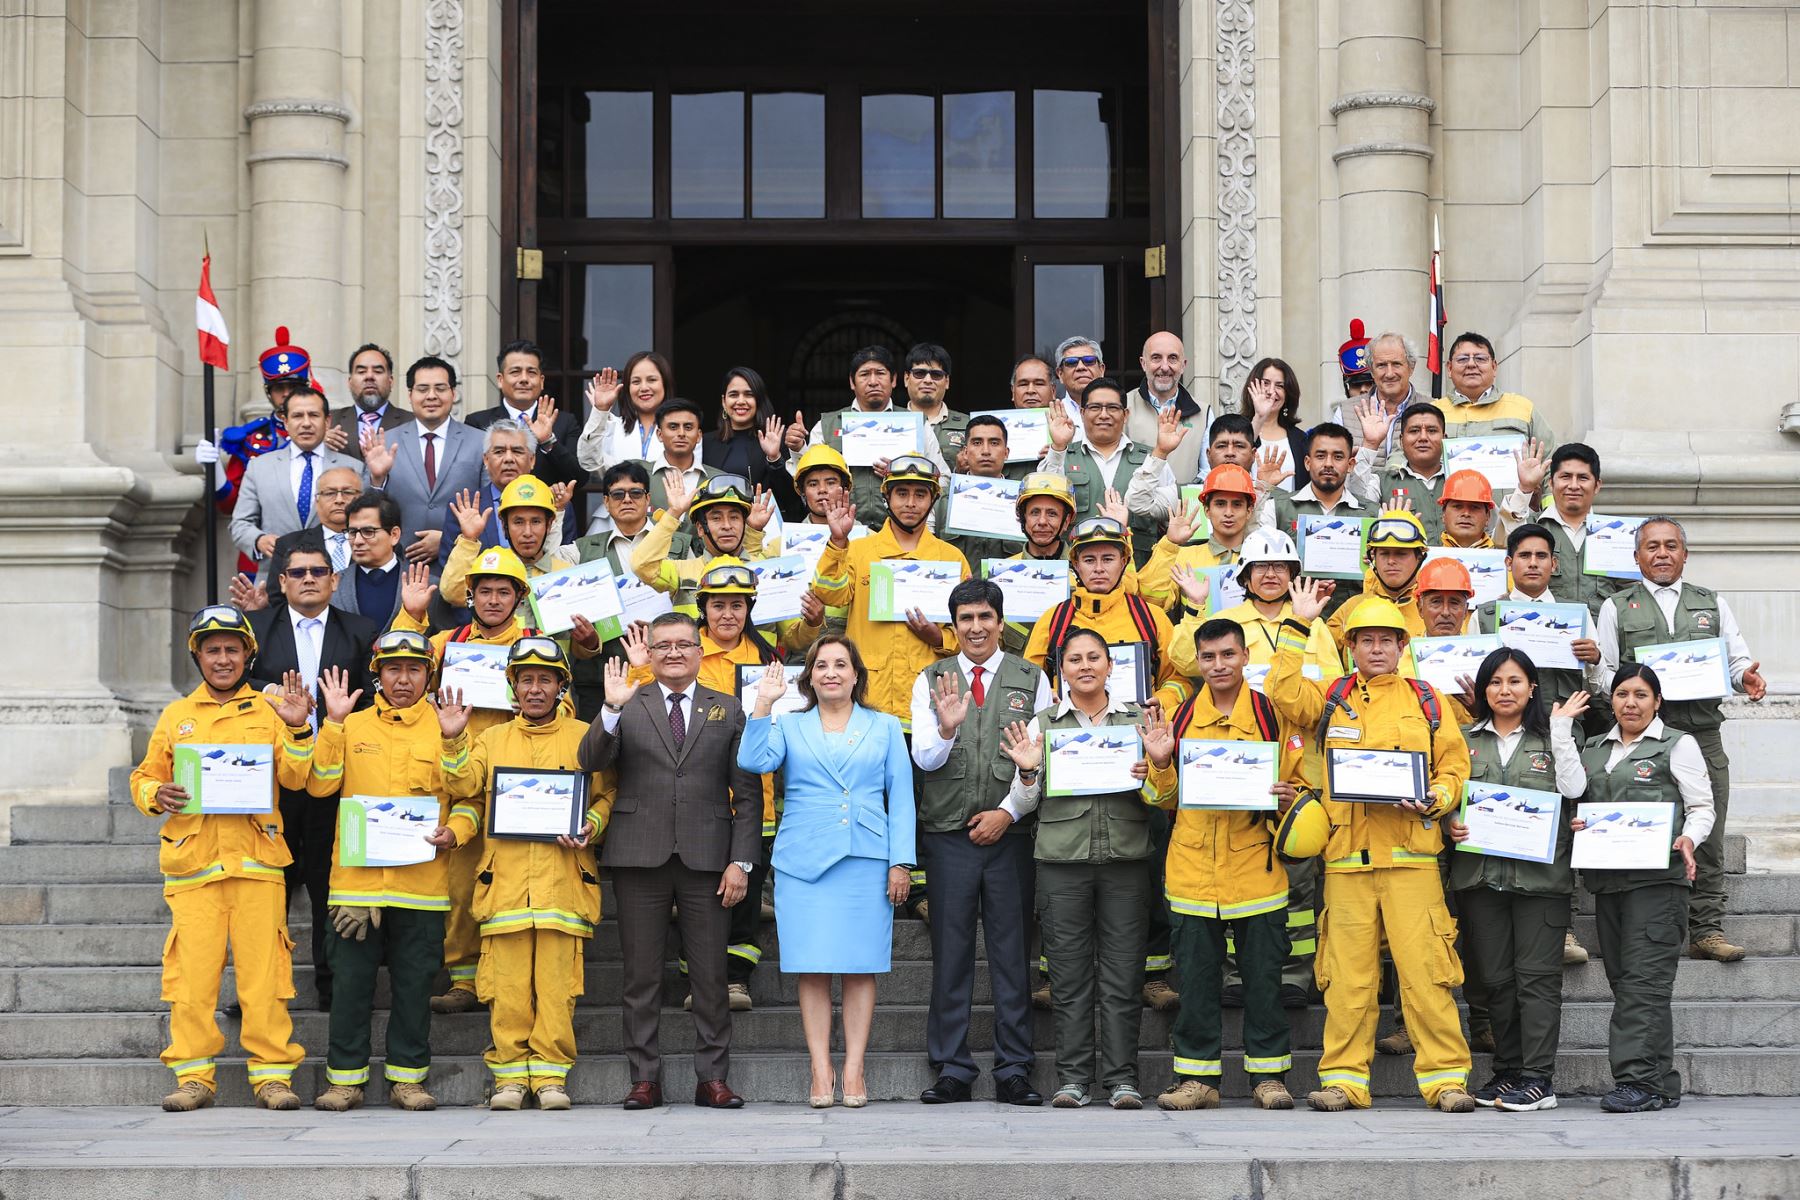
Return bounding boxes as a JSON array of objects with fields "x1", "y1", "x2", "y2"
[
  {"x1": 422, "y1": 0, "x2": 466, "y2": 363},
  {"x1": 1213, "y1": 0, "x2": 1258, "y2": 406}
]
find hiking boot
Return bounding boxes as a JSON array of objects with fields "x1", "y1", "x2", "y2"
[
  {"x1": 161, "y1": 1080, "x2": 215, "y2": 1113},
  {"x1": 1436, "y1": 1087, "x2": 1477, "y2": 1113},
  {"x1": 1495, "y1": 1077, "x2": 1558, "y2": 1112},
  {"x1": 1156, "y1": 1078, "x2": 1220, "y2": 1111},
  {"x1": 536, "y1": 1084, "x2": 572, "y2": 1111},
  {"x1": 1562, "y1": 931, "x2": 1590, "y2": 965},
  {"x1": 254, "y1": 1080, "x2": 300, "y2": 1111},
  {"x1": 911, "y1": 899, "x2": 930, "y2": 923},
  {"x1": 430, "y1": 987, "x2": 482, "y2": 1014},
  {"x1": 1279, "y1": 984, "x2": 1311, "y2": 1009},
  {"x1": 1141, "y1": 979, "x2": 1180, "y2": 1012},
  {"x1": 1600, "y1": 1083, "x2": 1673, "y2": 1113},
  {"x1": 313, "y1": 1084, "x2": 364, "y2": 1112},
  {"x1": 1306, "y1": 1086, "x2": 1351, "y2": 1113},
  {"x1": 1689, "y1": 932, "x2": 1746, "y2": 963},
  {"x1": 388, "y1": 1082, "x2": 437, "y2": 1111},
  {"x1": 488, "y1": 1083, "x2": 527, "y2": 1111},
  {"x1": 1252, "y1": 1080, "x2": 1294, "y2": 1110},
  {"x1": 1471, "y1": 1072, "x2": 1522, "y2": 1107},
  {"x1": 728, "y1": 982, "x2": 753, "y2": 1012},
  {"x1": 1375, "y1": 1026, "x2": 1414, "y2": 1056},
  {"x1": 1031, "y1": 983, "x2": 1052, "y2": 1010},
  {"x1": 1469, "y1": 1027, "x2": 1497, "y2": 1055}
]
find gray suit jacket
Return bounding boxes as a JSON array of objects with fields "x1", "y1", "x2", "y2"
[
  {"x1": 228, "y1": 445, "x2": 366, "y2": 579},
  {"x1": 379, "y1": 419, "x2": 484, "y2": 556},
  {"x1": 330, "y1": 402, "x2": 414, "y2": 461},
  {"x1": 578, "y1": 683, "x2": 762, "y2": 873}
]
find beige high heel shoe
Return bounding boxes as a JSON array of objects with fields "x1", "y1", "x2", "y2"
[{"x1": 810, "y1": 1072, "x2": 837, "y2": 1109}]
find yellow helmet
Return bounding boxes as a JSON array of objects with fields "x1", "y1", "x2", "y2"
[
  {"x1": 1343, "y1": 596, "x2": 1410, "y2": 635},
  {"x1": 880, "y1": 454, "x2": 941, "y2": 497},
  {"x1": 689, "y1": 473, "x2": 754, "y2": 522},
  {"x1": 1275, "y1": 793, "x2": 1329, "y2": 862},
  {"x1": 498, "y1": 474, "x2": 556, "y2": 517},
  {"x1": 506, "y1": 635, "x2": 571, "y2": 687},
  {"x1": 187, "y1": 604, "x2": 258, "y2": 659},
  {"x1": 696, "y1": 556, "x2": 758, "y2": 598},
  {"x1": 1015, "y1": 471, "x2": 1075, "y2": 518},
  {"x1": 369, "y1": 628, "x2": 437, "y2": 679},
  {"x1": 1067, "y1": 515, "x2": 1130, "y2": 557},
  {"x1": 467, "y1": 545, "x2": 530, "y2": 590},
  {"x1": 793, "y1": 444, "x2": 852, "y2": 489},
  {"x1": 1366, "y1": 510, "x2": 1428, "y2": 552}
]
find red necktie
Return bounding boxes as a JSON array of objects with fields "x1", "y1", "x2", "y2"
[
  {"x1": 423, "y1": 431, "x2": 438, "y2": 488},
  {"x1": 970, "y1": 664, "x2": 986, "y2": 707}
]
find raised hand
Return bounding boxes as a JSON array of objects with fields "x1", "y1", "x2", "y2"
[
  {"x1": 360, "y1": 428, "x2": 395, "y2": 482},
  {"x1": 1139, "y1": 699, "x2": 1176, "y2": 768},
  {"x1": 1288, "y1": 576, "x2": 1334, "y2": 623},
  {"x1": 229, "y1": 572, "x2": 269, "y2": 613},
  {"x1": 1000, "y1": 720, "x2": 1043, "y2": 772},
  {"x1": 747, "y1": 485, "x2": 775, "y2": 532},
  {"x1": 1247, "y1": 376, "x2": 1283, "y2": 421},
  {"x1": 1153, "y1": 403, "x2": 1187, "y2": 458},
  {"x1": 753, "y1": 660, "x2": 789, "y2": 716},
  {"x1": 587, "y1": 368, "x2": 621, "y2": 414},
  {"x1": 621, "y1": 621, "x2": 650, "y2": 668},
  {"x1": 1514, "y1": 437, "x2": 1549, "y2": 496},
  {"x1": 603, "y1": 656, "x2": 642, "y2": 709},
  {"x1": 1046, "y1": 402, "x2": 1076, "y2": 452},
  {"x1": 569, "y1": 613, "x2": 600, "y2": 653},
  {"x1": 318, "y1": 665, "x2": 363, "y2": 724},
  {"x1": 272, "y1": 670, "x2": 314, "y2": 727},
  {"x1": 530, "y1": 396, "x2": 559, "y2": 445},
  {"x1": 783, "y1": 410, "x2": 809, "y2": 453},
  {"x1": 550, "y1": 480, "x2": 575, "y2": 512},
  {"x1": 663, "y1": 471, "x2": 693, "y2": 517},
  {"x1": 1385, "y1": 491, "x2": 1417, "y2": 514},
  {"x1": 1165, "y1": 497, "x2": 1204, "y2": 547},
  {"x1": 1254, "y1": 444, "x2": 1292, "y2": 490},
  {"x1": 823, "y1": 494, "x2": 856, "y2": 545},
  {"x1": 932, "y1": 672, "x2": 971, "y2": 736},
  {"x1": 1743, "y1": 662, "x2": 1768, "y2": 703},
  {"x1": 1354, "y1": 395, "x2": 1389, "y2": 450},
  {"x1": 322, "y1": 423, "x2": 351, "y2": 453},
  {"x1": 1098, "y1": 486, "x2": 1130, "y2": 528},
  {"x1": 435, "y1": 686, "x2": 472, "y2": 738},
  {"x1": 450, "y1": 488, "x2": 491, "y2": 543},
  {"x1": 400, "y1": 561, "x2": 437, "y2": 621},
  {"x1": 1551, "y1": 690, "x2": 1592, "y2": 723},
  {"x1": 758, "y1": 414, "x2": 786, "y2": 461},
  {"x1": 1170, "y1": 563, "x2": 1211, "y2": 611}
]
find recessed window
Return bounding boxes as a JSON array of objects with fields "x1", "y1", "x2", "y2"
[
  {"x1": 582, "y1": 91, "x2": 653, "y2": 218},
  {"x1": 582, "y1": 265, "x2": 655, "y2": 371},
  {"x1": 1033, "y1": 90, "x2": 1113, "y2": 218},
  {"x1": 672, "y1": 92, "x2": 745, "y2": 218},
  {"x1": 862, "y1": 94, "x2": 936, "y2": 218},
  {"x1": 943, "y1": 92, "x2": 1015, "y2": 218},
  {"x1": 752, "y1": 93, "x2": 825, "y2": 218}
]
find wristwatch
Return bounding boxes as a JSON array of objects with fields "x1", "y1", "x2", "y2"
[{"x1": 731, "y1": 860, "x2": 754, "y2": 875}]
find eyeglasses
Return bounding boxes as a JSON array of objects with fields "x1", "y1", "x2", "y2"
[
  {"x1": 606, "y1": 487, "x2": 649, "y2": 501},
  {"x1": 317, "y1": 487, "x2": 362, "y2": 500},
  {"x1": 1059, "y1": 355, "x2": 1100, "y2": 369},
  {"x1": 908, "y1": 367, "x2": 947, "y2": 381},
  {"x1": 1450, "y1": 354, "x2": 1492, "y2": 366},
  {"x1": 344, "y1": 526, "x2": 387, "y2": 540},
  {"x1": 283, "y1": 565, "x2": 333, "y2": 579},
  {"x1": 648, "y1": 640, "x2": 701, "y2": 655},
  {"x1": 1082, "y1": 402, "x2": 1126, "y2": 415}
]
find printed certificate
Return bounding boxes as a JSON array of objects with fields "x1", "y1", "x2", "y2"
[
  {"x1": 616, "y1": 573, "x2": 673, "y2": 628},
  {"x1": 943, "y1": 474, "x2": 1025, "y2": 542},
  {"x1": 983, "y1": 558, "x2": 1070, "y2": 623},
  {"x1": 868, "y1": 559, "x2": 962, "y2": 622},
  {"x1": 1425, "y1": 547, "x2": 1507, "y2": 607},
  {"x1": 738, "y1": 662, "x2": 809, "y2": 719},
  {"x1": 1457, "y1": 781, "x2": 1563, "y2": 864},
  {"x1": 1581, "y1": 515, "x2": 1646, "y2": 580},
  {"x1": 1297, "y1": 515, "x2": 1369, "y2": 580},
  {"x1": 839, "y1": 411, "x2": 924, "y2": 467},
  {"x1": 1634, "y1": 638, "x2": 1732, "y2": 702},
  {"x1": 1046, "y1": 725, "x2": 1143, "y2": 797},
  {"x1": 441, "y1": 642, "x2": 514, "y2": 711},
  {"x1": 529, "y1": 559, "x2": 625, "y2": 640},
  {"x1": 982, "y1": 409, "x2": 1050, "y2": 462},
  {"x1": 1571, "y1": 801, "x2": 1677, "y2": 871},
  {"x1": 337, "y1": 796, "x2": 439, "y2": 867},
  {"x1": 1411, "y1": 634, "x2": 1500, "y2": 696},
  {"x1": 1244, "y1": 662, "x2": 1272, "y2": 694},
  {"x1": 780, "y1": 522, "x2": 863, "y2": 579},
  {"x1": 1174, "y1": 487, "x2": 1212, "y2": 544},
  {"x1": 1327, "y1": 747, "x2": 1429, "y2": 804},
  {"x1": 1495, "y1": 601, "x2": 1588, "y2": 671},
  {"x1": 489, "y1": 768, "x2": 587, "y2": 841},
  {"x1": 749, "y1": 554, "x2": 810, "y2": 626},
  {"x1": 1444, "y1": 434, "x2": 1526, "y2": 493},
  {"x1": 173, "y1": 744, "x2": 275, "y2": 815},
  {"x1": 1178, "y1": 739, "x2": 1279, "y2": 811},
  {"x1": 1197, "y1": 565, "x2": 1248, "y2": 616},
  {"x1": 1056, "y1": 641, "x2": 1152, "y2": 706}
]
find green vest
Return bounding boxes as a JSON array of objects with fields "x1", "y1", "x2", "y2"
[
  {"x1": 1576, "y1": 727, "x2": 1689, "y2": 893},
  {"x1": 924, "y1": 408, "x2": 970, "y2": 467},
  {"x1": 1061, "y1": 442, "x2": 1164, "y2": 568},
  {"x1": 1475, "y1": 599, "x2": 1582, "y2": 712},
  {"x1": 818, "y1": 409, "x2": 896, "y2": 528},
  {"x1": 1448, "y1": 725, "x2": 1574, "y2": 896},
  {"x1": 566, "y1": 532, "x2": 694, "y2": 686},
  {"x1": 1611, "y1": 581, "x2": 1726, "y2": 732},
  {"x1": 1029, "y1": 706, "x2": 1153, "y2": 864},
  {"x1": 1375, "y1": 468, "x2": 1447, "y2": 543},
  {"x1": 916, "y1": 655, "x2": 1045, "y2": 832},
  {"x1": 1271, "y1": 489, "x2": 1365, "y2": 615},
  {"x1": 1543, "y1": 516, "x2": 1627, "y2": 620},
  {"x1": 636, "y1": 461, "x2": 719, "y2": 523}
]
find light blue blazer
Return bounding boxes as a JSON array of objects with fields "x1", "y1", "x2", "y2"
[{"x1": 737, "y1": 707, "x2": 917, "y2": 883}]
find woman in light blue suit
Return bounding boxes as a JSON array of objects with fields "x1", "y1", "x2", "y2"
[{"x1": 739, "y1": 635, "x2": 916, "y2": 1108}]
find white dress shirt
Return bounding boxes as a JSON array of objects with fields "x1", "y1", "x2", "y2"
[
  {"x1": 909, "y1": 651, "x2": 1057, "y2": 821},
  {"x1": 1499, "y1": 494, "x2": 1588, "y2": 542},
  {"x1": 1466, "y1": 715, "x2": 1588, "y2": 797},
  {"x1": 413, "y1": 419, "x2": 451, "y2": 473},
  {"x1": 599, "y1": 678, "x2": 698, "y2": 735},
  {"x1": 285, "y1": 605, "x2": 328, "y2": 729},
  {"x1": 1004, "y1": 689, "x2": 1138, "y2": 819},
  {"x1": 1594, "y1": 579, "x2": 1753, "y2": 690},
  {"x1": 1350, "y1": 450, "x2": 1443, "y2": 506},
  {"x1": 1595, "y1": 717, "x2": 1715, "y2": 844},
  {"x1": 288, "y1": 442, "x2": 321, "y2": 506}
]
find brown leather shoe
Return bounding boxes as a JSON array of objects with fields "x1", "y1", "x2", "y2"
[
  {"x1": 1689, "y1": 932, "x2": 1746, "y2": 963},
  {"x1": 622, "y1": 1081, "x2": 663, "y2": 1110},
  {"x1": 694, "y1": 1079, "x2": 745, "y2": 1109}
]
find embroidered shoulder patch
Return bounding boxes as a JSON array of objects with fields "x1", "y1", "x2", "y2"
[{"x1": 175, "y1": 719, "x2": 197, "y2": 738}]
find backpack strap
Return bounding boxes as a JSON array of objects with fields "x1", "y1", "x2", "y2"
[
  {"x1": 1313, "y1": 674, "x2": 1360, "y2": 745},
  {"x1": 1170, "y1": 692, "x2": 1202, "y2": 741},
  {"x1": 1247, "y1": 689, "x2": 1280, "y2": 743},
  {"x1": 1124, "y1": 594, "x2": 1162, "y2": 683},
  {"x1": 1406, "y1": 677, "x2": 1442, "y2": 732},
  {"x1": 1041, "y1": 598, "x2": 1080, "y2": 689}
]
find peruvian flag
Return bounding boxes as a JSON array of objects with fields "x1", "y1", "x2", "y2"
[
  {"x1": 1427, "y1": 217, "x2": 1446, "y2": 397},
  {"x1": 195, "y1": 253, "x2": 230, "y2": 371}
]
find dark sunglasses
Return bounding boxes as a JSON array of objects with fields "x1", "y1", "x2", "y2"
[
  {"x1": 908, "y1": 367, "x2": 947, "y2": 381},
  {"x1": 283, "y1": 565, "x2": 333, "y2": 579},
  {"x1": 606, "y1": 486, "x2": 649, "y2": 500},
  {"x1": 1059, "y1": 355, "x2": 1100, "y2": 369}
]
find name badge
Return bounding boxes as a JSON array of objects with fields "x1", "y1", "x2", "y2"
[{"x1": 1327, "y1": 726, "x2": 1361, "y2": 742}]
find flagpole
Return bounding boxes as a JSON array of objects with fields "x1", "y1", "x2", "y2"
[
  {"x1": 1430, "y1": 216, "x2": 1445, "y2": 399},
  {"x1": 203, "y1": 361, "x2": 218, "y2": 605}
]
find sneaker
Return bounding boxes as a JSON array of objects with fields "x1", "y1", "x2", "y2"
[
  {"x1": 1031, "y1": 983, "x2": 1052, "y2": 1011},
  {"x1": 1375, "y1": 1026, "x2": 1414, "y2": 1056},
  {"x1": 727, "y1": 982, "x2": 753, "y2": 1012},
  {"x1": 1495, "y1": 1077, "x2": 1558, "y2": 1112},
  {"x1": 253, "y1": 1080, "x2": 301, "y2": 1111},
  {"x1": 1600, "y1": 1083, "x2": 1673, "y2": 1113},
  {"x1": 1252, "y1": 1079, "x2": 1294, "y2": 1110},
  {"x1": 1688, "y1": 932, "x2": 1746, "y2": 963},
  {"x1": 1306, "y1": 1086, "x2": 1350, "y2": 1113},
  {"x1": 1156, "y1": 1078, "x2": 1220, "y2": 1111},
  {"x1": 1562, "y1": 931, "x2": 1590, "y2": 966},
  {"x1": 1472, "y1": 1072, "x2": 1522, "y2": 1107},
  {"x1": 313, "y1": 1084, "x2": 364, "y2": 1112},
  {"x1": 1469, "y1": 1027, "x2": 1497, "y2": 1055},
  {"x1": 430, "y1": 987, "x2": 483, "y2": 1014},
  {"x1": 161, "y1": 1080, "x2": 215, "y2": 1113},
  {"x1": 1435, "y1": 1087, "x2": 1477, "y2": 1113},
  {"x1": 489, "y1": 1083, "x2": 527, "y2": 1111},
  {"x1": 1220, "y1": 984, "x2": 1244, "y2": 1009},
  {"x1": 1051, "y1": 1085, "x2": 1090, "y2": 1108},
  {"x1": 536, "y1": 1084, "x2": 571, "y2": 1111},
  {"x1": 1108, "y1": 1085, "x2": 1144, "y2": 1110},
  {"x1": 388, "y1": 1081, "x2": 438, "y2": 1111},
  {"x1": 1141, "y1": 979, "x2": 1181, "y2": 1012}
]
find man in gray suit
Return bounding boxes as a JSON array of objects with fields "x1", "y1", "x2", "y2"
[
  {"x1": 228, "y1": 387, "x2": 364, "y2": 581},
  {"x1": 579, "y1": 612, "x2": 761, "y2": 1111},
  {"x1": 328, "y1": 343, "x2": 413, "y2": 460},
  {"x1": 362, "y1": 355, "x2": 483, "y2": 571}
]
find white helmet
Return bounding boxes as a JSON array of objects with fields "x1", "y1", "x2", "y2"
[{"x1": 1235, "y1": 528, "x2": 1302, "y2": 583}]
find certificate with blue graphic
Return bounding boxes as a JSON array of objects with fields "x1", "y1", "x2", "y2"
[
  {"x1": 1327, "y1": 748, "x2": 1428, "y2": 804},
  {"x1": 337, "y1": 797, "x2": 439, "y2": 867},
  {"x1": 944, "y1": 474, "x2": 1025, "y2": 541},
  {"x1": 1582, "y1": 514, "x2": 1646, "y2": 580},
  {"x1": 1179, "y1": 739, "x2": 1279, "y2": 811},
  {"x1": 1495, "y1": 601, "x2": 1588, "y2": 671},
  {"x1": 749, "y1": 555, "x2": 810, "y2": 626},
  {"x1": 441, "y1": 642, "x2": 513, "y2": 711},
  {"x1": 1458, "y1": 781, "x2": 1562, "y2": 863},
  {"x1": 1412, "y1": 634, "x2": 1500, "y2": 696},
  {"x1": 529, "y1": 559, "x2": 625, "y2": 639},
  {"x1": 173, "y1": 744, "x2": 275, "y2": 815},
  {"x1": 489, "y1": 768, "x2": 587, "y2": 842},
  {"x1": 1444, "y1": 435, "x2": 1525, "y2": 493},
  {"x1": 1425, "y1": 547, "x2": 1507, "y2": 607},
  {"x1": 1634, "y1": 638, "x2": 1731, "y2": 703},
  {"x1": 868, "y1": 559, "x2": 962, "y2": 622},
  {"x1": 839, "y1": 411, "x2": 924, "y2": 467},
  {"x1": 1297, "y1": 515, "x2": 1369, "y2": 580},
  {"x1": 738, "y1": 662, "x2": 809, "y2": 719},
  {"x1": 983, "y1": 558, "x2": 1070, "y2": 623},
  {"x1": 1571, "y1": 801, "x2": 1676, "y2": 871},
  {"x1": 981, "y1": 409, "x2": 1050, "y2": 462},
  {"x1": 1045, "y1": 726, "x2": 1143, "y2": 797}
]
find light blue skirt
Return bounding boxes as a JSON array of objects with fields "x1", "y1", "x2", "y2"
[{"x1": 774, "y1": 855, "x2": 894, "y2": 975}]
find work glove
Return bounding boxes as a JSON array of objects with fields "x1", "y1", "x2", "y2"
[
  {"x1": 192, "y1": 438, "x2": 220, "y2": 466},
  {"x1": 328, "y1": 904, "x2": 381, "y2": 942}
]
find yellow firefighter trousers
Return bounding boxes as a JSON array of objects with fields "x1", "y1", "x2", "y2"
[
  {"x1": 160, "y1": 877, "x2": 303, "y2": 1092},
  {"x1": 476, "y1": 926, "x2": 585, "y2": 1089},
  {"x1": 1316, "y1": 867, "x2": 1471, "y2": 1107},
  {"x1": 442, "y1": 840, "x2": 482, "y2": 988}
]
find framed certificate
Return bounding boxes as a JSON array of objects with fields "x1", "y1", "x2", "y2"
[
  {"x1": 337, "y1": 796, "x2": 440, "y2": 867},
  {"x1": 1495, "y1": 601, "x2": 1588, "y2": 671},
  {"x1": 868, "y1": 559, "x2": 962, "y2": 622},
  {"x1": 1444, "y1": 434, "x2": 1525, "y2": 493},
  {"x1": 1457, "y1": 781, "x2": 1563, "y2": 864},
  {"x1": 489, "y1": 768, "x2": 588, "y2": 842},
  {"x1": 1045, "y1": 725, "x2": 1143, "y2": 797},
  {"x1": 1571, "y1": 801, "x2": 1677, "y2": 871},
  {"x1": 1297, "y1": 515, "x2": 1369, "y2": 580},
  {"x1": 1411, "y1": 634, "x2": 1500, "y2": 696},
  {"x1": 943, "y1": 474, "x2": 1025, "y2": 542},
  {"x1": 737, "y1": 661, "x2": 808, "y2": 718},
  {"x1": 529, "y1": 558, "x2": 626, "y2": 639},
  {"x1": 982, "y1": 558, "x2": 1070, "y2": 623},
  {"x1": 1178, "y1": 739, "x2": 1279, "y2": 811},
  {"x1": 1327, "y1": 747, "x2": 1429, "y2": 803},
  {"x1": 1058, "y1": 641, "x2": 1150, "y2": 706},
  {"x1": 839, "y1": 411, "x2": 924, "y2": 466},
  {"x1": 980, "y1": 409, "x2": 1050, "y2": 462},
  {"x1": 173, "y1": 744, "x2": 275, "y2": 815},
  {"x1": 1424, "y1": 547, "x2": 1507, "y2": 607},
  {"x1": 1581, "y1": 515, "x2": 1646, "y2": 580},
  {"x1": 749, "y1": 554, "x2": 810, "y2": 626},
  {"x1": 441, "y1": 642, "x2": 514, "y2": 711},
  {"x1": 1634, "y1": 638, "x2": 1731, "y2": 702}
]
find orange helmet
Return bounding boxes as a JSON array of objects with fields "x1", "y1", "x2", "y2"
[
  {"x1": 1200, "y1": 463, "x2": 1257, "y2": 502},
  {"x1": 1415, "y1": 555, "x2": 1475, "y2": 598},
  {"x1": 1439, "y1": 469, "x2": 1495, "y2": 508}
]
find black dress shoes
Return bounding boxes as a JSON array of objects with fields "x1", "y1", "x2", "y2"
[
  {"x1": 919, "y1": 1075, "x2": 972, "y2": 1104},
  {"x1": 994, "y1": 1075, "x2": 1043, "y2": 1107}
]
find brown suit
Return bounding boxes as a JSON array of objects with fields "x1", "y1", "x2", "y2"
[{"x1": 579, "y1": 682, "x2": 761, "y2": 1085}]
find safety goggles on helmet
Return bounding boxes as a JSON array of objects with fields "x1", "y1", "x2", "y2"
[
  {"x1": 690, "y1": 474, "x2": 754, "y2": 518},
  {"x1": 1367, "y1": 515, "x2": 1427, "y2": 549},
  {"x1": 188, "y1": 605, "x2": 258, "y2": 658},
  {"x1": 881, "y1": 455, "x2": 940, "y2": 495},
  {"x1": 370, "y1": 629, "x2": 434, "y2": 667},
  {"x1": 1067, "y1": 516, "x2": 1129, "y2": 554},
  {"x1": 698, "y1": 562, "x2": 758, "y2": 594},
  {"x1": 506, "y1": 636, "x2": 572, "y2": 683}
]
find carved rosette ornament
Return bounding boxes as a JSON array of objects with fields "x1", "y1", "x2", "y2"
[
  {"x1": 1215, "y1": 0, "x2": 1258, "y2": 404},
  {"x1": 423, "y1": 0, "x2": 465, "y2": 361}
]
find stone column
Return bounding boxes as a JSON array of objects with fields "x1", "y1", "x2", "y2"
[
  {"x1": 1330, "y1": 0, "x2": 1433, "y2": 353},
  {"x1": 245, "y1": 0, "x2": 349, "y2": 408}
]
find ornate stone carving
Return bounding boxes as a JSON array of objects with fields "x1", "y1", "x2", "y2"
[
  {"x1": 242, "y1": 99, "x2": 353, "y2": 123},
  {"x1": 422, "y1": 0, "x2": 465, "y2": 362},
  {"x1": 1327, "y1": 90, "x2": 1437, "y2": 117},
  {"x1": 1215, "y1": 0, "x2": 1257, "y2": 403}
]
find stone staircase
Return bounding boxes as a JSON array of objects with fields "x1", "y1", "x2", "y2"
[{"x1": 4, "y1": 773, "x2": 1798, "y2": 1107}]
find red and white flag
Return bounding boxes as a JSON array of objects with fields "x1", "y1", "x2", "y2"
[
  {"x1": 195, "y1": 253, "x2": 230, "y2": 371},
  {"x1": 1427, "y1": 216, "x2": 1446, "y2": 396}
]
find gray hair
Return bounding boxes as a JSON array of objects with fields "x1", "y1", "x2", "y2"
[
  {"x1": 1369, "y1": 332, "x2": 1418, "y2": 365},
  {"x1": 482, "y1": 417, "x2": 538, "y2": 455},
  {"x1": 1634, "y1": 516, "x2": 1687, "y2": 550},
  {"x1": 1053, "y1": 336, "x2": 1103, "y2": 365}
]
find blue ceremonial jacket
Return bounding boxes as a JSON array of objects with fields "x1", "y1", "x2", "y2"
[{"x1": 737, "y1": 707, "x2": 917, "y2": 882}]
